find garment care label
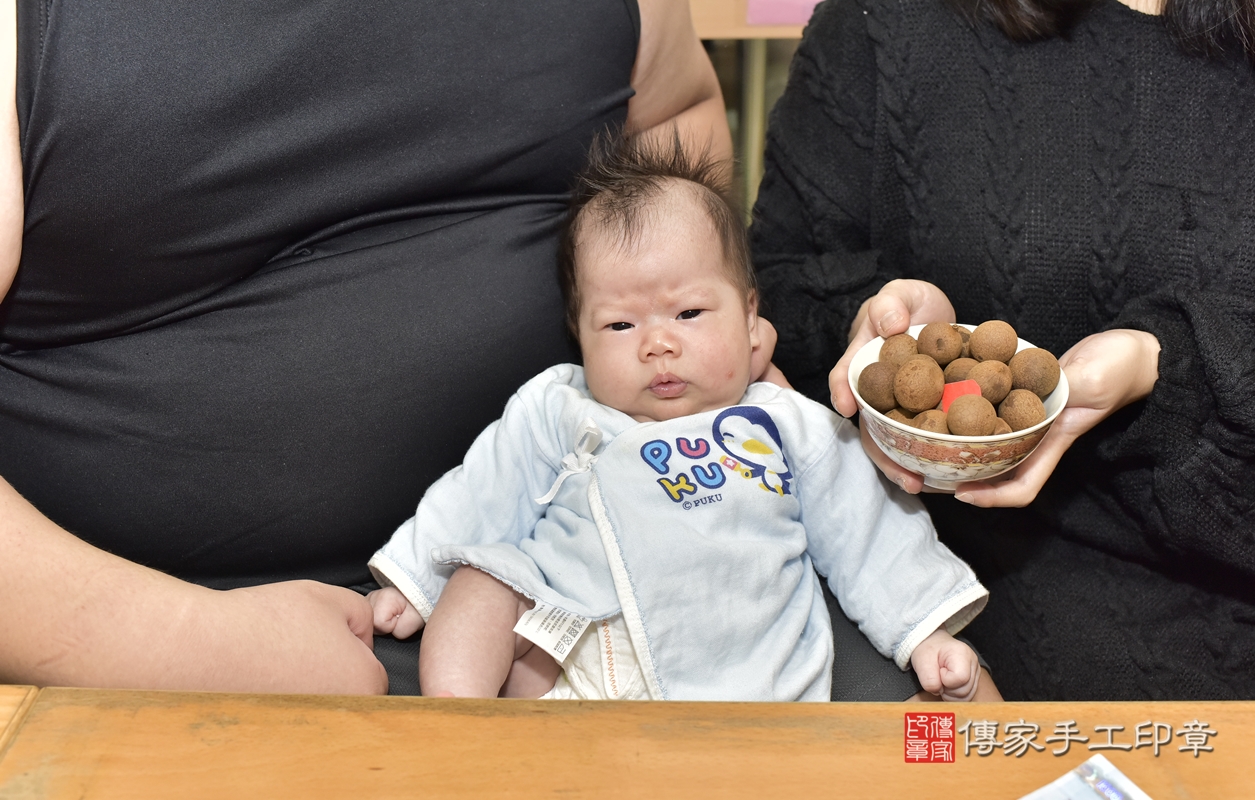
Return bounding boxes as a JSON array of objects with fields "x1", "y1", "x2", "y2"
[{"x1": 513, "y1": 601, "x2": 591, "y2": 664}]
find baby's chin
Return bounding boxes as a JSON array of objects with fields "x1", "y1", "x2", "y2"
[{"x1": 626, "y1": 394, "x2": 747, "y2": 424}]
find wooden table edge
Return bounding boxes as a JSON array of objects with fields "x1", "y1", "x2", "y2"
[{"x1": 0, "y1": 686, "x2": 39, "y2": 765}]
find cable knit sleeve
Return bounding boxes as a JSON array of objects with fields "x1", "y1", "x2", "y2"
[
  {"x1": 750, "y1": 0, "x2": 898, "y2": 402},
  {"x1": 1098, "y1": 288, "x2": 1255, "y2": 575}
]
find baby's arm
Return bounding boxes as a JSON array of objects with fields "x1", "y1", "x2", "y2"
[
  {"x1": 367, "y1": 586, "x2": 425, "y2": 639},
  {"x1": 909, "y1": 628, "x2": 980, "y2": 702}
]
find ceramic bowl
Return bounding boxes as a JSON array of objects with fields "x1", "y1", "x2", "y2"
[{"x1": 847, "y1": 323, "x2": 1069, "y2": 490}]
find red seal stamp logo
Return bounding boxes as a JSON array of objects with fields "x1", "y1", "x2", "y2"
[{"x1": 905, "y1": 712, "x2": 955, "y2": 763}]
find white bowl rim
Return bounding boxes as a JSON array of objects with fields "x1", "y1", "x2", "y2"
[{"x1": 847, "y1": 323, "x2": 1070, "y2": 442}]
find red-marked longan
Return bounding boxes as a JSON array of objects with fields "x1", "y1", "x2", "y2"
[{"x1": 946, "y1": 394, "x2": 997, "y2": 436}]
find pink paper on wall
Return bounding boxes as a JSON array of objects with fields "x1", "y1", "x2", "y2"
[{"x1": 746, "y1": 0, "x2": 822, "y2": 25}]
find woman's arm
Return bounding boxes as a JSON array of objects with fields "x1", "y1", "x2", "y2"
[
  {"x1": 0, "y1": 478, "x2": 387, "y2": 692},
  {"x1": 1097, "y1": 291, "x2": 1255, "y2": 574},
  {"x1": 626, "y1": 0, "x2": 732, "y2": 162}
]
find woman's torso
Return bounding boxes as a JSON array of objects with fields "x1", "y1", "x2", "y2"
[
  {"x1": 756, "y1": 0, "x2": 1255, "y2": 698},
  {"x1": 0, "y1": 0, "x2": 639, "y2": 588},
  {"x1": 858, "y1": 0, "x2": 1255, "y2": 554}
]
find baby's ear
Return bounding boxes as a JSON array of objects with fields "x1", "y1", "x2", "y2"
[{"x1": 746, "y1": 290, "x2": 761, "y2": 346}]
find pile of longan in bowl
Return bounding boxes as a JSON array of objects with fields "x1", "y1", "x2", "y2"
[{"x1": 847, "y1": 321, "x2": 1069, "y2": 490}]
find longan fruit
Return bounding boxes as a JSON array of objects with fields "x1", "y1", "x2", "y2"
[
  {"x1": 999, "y1": 389, "x2": 1047, "y2": 431},
  {"x1": 857, "y1": 362, "x2": 899, "y2": 413},
  {"x1": 969, "y1": 320, "x2": 1018, "y2": 363},
  {"x1": 1009, "y1": 348, "x2": 1061, "y2": 398},
  {"x1": 879, "y1": 334, "x2": 918, "y2": 369},
  {"x1": 967, "y1": 360, "x2": 1013, "y2": 405},
  {"x1": 885, "y1": 408, "x2": 916, "y2": 424},
  {"x1": 916, "y1": 322, "x2": 964, "y2": 366},
  {"x1": 953, "y1": 325, "x2": 972, "y2": 358},
  {"x1": 911, "y1": 409, "x2": 949, "y2": 434},
  {"x1": 943, "y1": 357, "x2": 978, "y2": 383},
  {"x1": 893, "y1": 357, "x2": 945, "y2": 413},
  {"x1": 991, "y1": 417, "x2": 1013, "y2": 435},
  {"x1": 946, "y1": 394, "x2": 997, "y2": 436}
]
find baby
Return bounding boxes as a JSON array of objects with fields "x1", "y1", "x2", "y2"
[{"x1": 367, "y1": 134, "x2": 989, "y2": 702}]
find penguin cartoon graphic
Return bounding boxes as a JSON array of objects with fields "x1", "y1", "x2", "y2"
[{"x1": 713, "y1": 407, "x2": 792, "y2": 495}]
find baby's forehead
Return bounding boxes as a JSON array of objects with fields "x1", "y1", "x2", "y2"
[
  {"x1": 570, "y1": 177, "x2": 750, "y2": 307},
  {"x1": 582, "y1": 177, "x2": 704, "y2": 228},
  {"x1": 577, "y1": 181, "x2": 713, "y2": 254}
]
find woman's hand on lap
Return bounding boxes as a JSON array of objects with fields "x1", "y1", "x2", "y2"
[{"x1": 210, "y1": 581, "x2": 389, "y2": 695}]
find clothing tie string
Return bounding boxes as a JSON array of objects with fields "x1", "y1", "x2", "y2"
[{"x1": 534, "y1": 418, "x2": 603, "y2": 504}]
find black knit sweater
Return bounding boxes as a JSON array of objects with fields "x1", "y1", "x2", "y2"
[{"x1": 752, "y1": 0, "x2": 1255, "y2": 699}]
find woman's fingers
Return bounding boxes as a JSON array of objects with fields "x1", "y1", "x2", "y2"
[
  {"x1": 338, "y1": 586, "x2": 379, "y2": 648},
  {"x1": 864, "y1": 289, "x2": 916, "y2": 339},
  {"x1": 954, "y1": 413, "x2": 1084, "y2": 507},
  {"x1": 829, "y1": 357, "x2": 860, "y2": 418},
  {"x1": 831, "y1": 294, "x2": 912, "y2": 416},
  {"x1": 952, "y1": 329, "x2": 1159, "y2": 508},
  {"x1": 832, "y1": 280, "x2": 956, "y2": 417},
  {"x1": 872, "y1": 279, "x2": 957, "y2": 333}
]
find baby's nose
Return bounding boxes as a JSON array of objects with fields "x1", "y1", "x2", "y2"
[{"x1": 641, "y1": 324, "x2": 679, "y2": 358}]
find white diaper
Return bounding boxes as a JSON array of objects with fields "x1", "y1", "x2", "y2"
[{"x1": 540, "y1": 614, "x2": 650, "y2": 700}]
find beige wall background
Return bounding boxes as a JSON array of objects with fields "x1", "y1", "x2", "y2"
[{"x1": 691, "y1": 0, "x2": 805, "y2": 217}]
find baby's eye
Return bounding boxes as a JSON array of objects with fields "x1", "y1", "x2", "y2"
[
  {"x1": 677, "y1": 309, "x2": 703, "y2": 320},
  {"x1": 608, "y1": 321, "x2": 634, "y2": 331}
]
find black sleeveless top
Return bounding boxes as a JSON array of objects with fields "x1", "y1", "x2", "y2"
[{"x1": 0, "y1": 0, "x2": 639, "y2": 588}]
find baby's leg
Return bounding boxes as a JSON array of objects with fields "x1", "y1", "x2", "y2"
[
  {"x1": 419, "y1": 566, "x2": 558, "y2": 698},
  {"x1": 499, "y1": 637, "x2": 562, "y2": 698},
  {"x1": 420, "y1": 566, "x2": 520, "y2": 697}
]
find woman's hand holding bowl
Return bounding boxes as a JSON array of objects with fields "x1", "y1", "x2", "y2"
[{"x1": 832, "y1": 281, "x2": 1160, "y2": 507}]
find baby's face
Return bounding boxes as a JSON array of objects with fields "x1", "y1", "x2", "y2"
[{"x1": 576, "y1": 190, "x2": 760, "y2": 423}]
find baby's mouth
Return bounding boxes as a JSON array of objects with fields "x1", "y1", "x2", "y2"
[{"x1": 649, "y1": 373, "x2": 688, "y2": 398}]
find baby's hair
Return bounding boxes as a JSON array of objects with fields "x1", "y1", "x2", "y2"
[{"x1": 557, "y1": 129, "x2": 755, "y2": 338}]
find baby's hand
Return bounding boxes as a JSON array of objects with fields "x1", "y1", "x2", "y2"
[
  {"x1": 367, "y1": 586, "x2": 425, "y2": 639},
  {"x1": 910, "y1": 629, "x2": 980, "y2": 702}
]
